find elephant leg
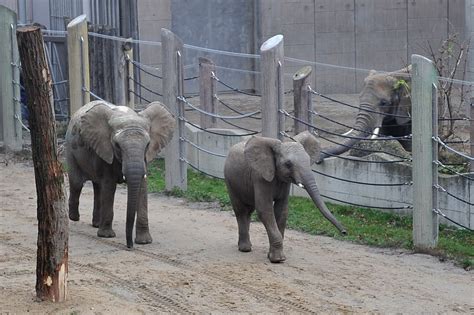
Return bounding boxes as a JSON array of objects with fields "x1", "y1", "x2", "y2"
[
  {"x1": 135, "y1": 178, "x2": 152, "y2": 244},
  {"x1": 255, "y1": 186, "x2": 285, "y2": 263},
  {"x1": 274, "y1": 196, "x2": 289, "y2": 239},
  {"x1": 92, "y1": 182, "x2": 101, "y2": 228},
  {"x1": 228, "y1": 191, "x2": 253, "y2": 252},
  {"x1": 68, "y1": 177, "x2": 83, "y2": 222},
  {"x1": 97, "y1": 180, "x2": 117, "y2": 238}
]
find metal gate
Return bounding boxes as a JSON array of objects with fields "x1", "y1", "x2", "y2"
[
  {"x1": 89, "y1": 0, "x2": 120, "y2": 30},
  {"x1": 49, "y1": 0, "x2": 83, "y2": 30}
]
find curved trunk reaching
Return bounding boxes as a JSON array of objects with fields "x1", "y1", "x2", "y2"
[
  {"x1": 301, "y1": 172, "x2": 346, "y2": 234},
  {"x1": 318, "y1": 102, "x2": 377, "y2": 162}
]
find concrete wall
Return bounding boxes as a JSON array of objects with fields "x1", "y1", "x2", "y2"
[
  {"x1": 467, "y1": 0, "x2": 474, "y2": 86},
  {"x1": 0, "y1": 0, "x2": 16, "y2": 11},
  {"x1": 171, "y1": 0, "x2": 257, "y2": 95},
  {"x1": 259, "y1": 0, "x2": 468, "y2": 94},
  {"x1": 136, "y1": 0, "x2": 171, "y2": 104},
  {"x1": 183, "y1": 126, "x2": 473, "y2": 229}
]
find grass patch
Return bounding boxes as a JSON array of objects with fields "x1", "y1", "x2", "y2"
[
  {"x1": 147, "y1": 158, "x2": 473, "y2": 269},
  {"x1": 148, "y1": 159, "x2": 230, "y2": 206}
]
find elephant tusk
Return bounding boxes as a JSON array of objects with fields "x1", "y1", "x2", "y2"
[
  {"x1": 370, "y1": 127, "x2": 380, "y2": 139},
  {"x1": 342, "y1": 129, "x2": 353, "y2": 136},
  {"x1": 123, "y1": 176, "x2": 126, "y2": 182},
  {"x1": 143, "y1": 174, "x2": 147, "y2": 179},
  {"x1": 297, "y1": 183, "x2": 304, "y2": 188}
]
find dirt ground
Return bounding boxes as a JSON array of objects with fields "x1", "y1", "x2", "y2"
[{"x1": 1, "y1": 152, "x2": 473, "y2": 314}]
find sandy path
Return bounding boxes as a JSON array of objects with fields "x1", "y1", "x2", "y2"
[{"x1": 0, "y1": 155, "x2": 473, "y2": 314}]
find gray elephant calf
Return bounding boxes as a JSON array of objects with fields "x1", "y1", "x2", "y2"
[
  {"x1": 66, "y1": 100, "x2": 175, "y2": 248},
  {"x1": 224, "y1": 131, "x2": 346, "y2": 263}
]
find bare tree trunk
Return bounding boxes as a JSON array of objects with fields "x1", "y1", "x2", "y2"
[{"x1": 17, "y1": 25, "x2": 68, "y2": 302}]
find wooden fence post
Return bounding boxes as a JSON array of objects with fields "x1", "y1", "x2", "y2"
[
  {"x1": 199, "y1": 57, "x2": 217, "y2": 128},
  {"x1": 411, "y1": 54, "x2": 439, "y2": 250},
  {"x1": 67, "y1": 14, "x2": 90, "y2": 116},
  {"x1": 112, "y1": 37, "x2": 127, "y2": 106},
  {"x1": 162, "y1": 28, "x2": 187, "y2": 191},
  {"x1": 0, "y1": 5, "x2": 22, "y2": 151},
  {"x1": 260, "y1": 34, "x2": 284, "y2": 140},
  {"x1": 17, "y1": 25, "x2": 68, "y2": 302},
  {"x1": 124, "y1": 40, "x2": 134, "y2": 109},
  {"x1": 293, "y1": 66, "x2": 313, "y2": 134}
]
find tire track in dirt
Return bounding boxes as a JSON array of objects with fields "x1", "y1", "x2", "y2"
[
  {"x1": 72, "y1": 226, "x2": 330, "y2": 314},
  {"x1": 2, "y1": 241, "x2": 193, "y2": 314}
]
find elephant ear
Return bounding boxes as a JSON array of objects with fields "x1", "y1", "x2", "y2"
[
  {"x1": 139, "y1": 102, "x2": 176, "y2": 163},
  {"x1": 79, "y1": 102, "x2": 114, "y2": 164},
  {"x1": 244, "y1": 136, "x2": 281, "y2": 182},
  {"x1": 293, "y1": 131, "x2": 321, "y2": 165}
]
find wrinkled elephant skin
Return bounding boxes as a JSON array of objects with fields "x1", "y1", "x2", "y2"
[
  {"x1": 66, "y1": 101, "x2": 175, "y2": 248},
  {"x1": 224, "y1": 131, "x2": 346, "y2": 263},
  {"x1": 318, "y1": 66, "x2": 412, "y2": 162}
]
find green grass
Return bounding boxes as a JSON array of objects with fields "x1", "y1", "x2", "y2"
[{"x1": 147, "y1": 159, "x2": 474, "y2": 270}]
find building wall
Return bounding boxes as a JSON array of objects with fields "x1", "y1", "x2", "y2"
[
  {"x1": 467, "y1": 0, "x2": 474, "y2": 87},
  {"x1": 259, "y1": 0, "x2": 468, "y2": 93},
  {"x1": 0, "y1": 0, "x2": 16, "y2": 11},
  {"x1": 170, "y1": 0, "x2": 256, "y2": 94},
  {"x1": 136, "y1": 0, "x2": 171, "y2": 103}
]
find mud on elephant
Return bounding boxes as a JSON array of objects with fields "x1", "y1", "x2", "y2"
[
  {"x1": 224, "y1": 131, "x2": 346, "y2": 263},
  {"x1": 66, "y1": 101, "x2": 175, "y2": 248},
  {"x1": 318, "y1": 66, "x2": 412, "y2": 162}
]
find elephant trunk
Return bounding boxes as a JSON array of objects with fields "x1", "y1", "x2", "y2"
[
  {"x1": 301, "y1": 171, "x2": 346, "y2": 234},
  {"x1": 124, "y1": 156, "x2": 146, "y2": 248},
  {"x1": 318, "y1": 102, "x2": 377, "y2": 162}
]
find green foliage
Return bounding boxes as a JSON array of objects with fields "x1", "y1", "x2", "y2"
[
  {"x1": 147, "y1": 158, "x2": 473, "y2": 269},
  {"x1": 393, "y1": 79, "x2": 410, "y2": 93}
]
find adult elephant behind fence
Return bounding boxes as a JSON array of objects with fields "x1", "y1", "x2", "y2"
[
  {"x1": 66, "y1": 100, "x2": 175, "y2": 248},
  {"x1": 317, "y1": 66, "x2": 412, "y2": 163}
]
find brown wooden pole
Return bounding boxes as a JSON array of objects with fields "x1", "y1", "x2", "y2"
[
  {"x1": 293, "y1": 66, "x2": 312, "y2": 134},
  {"x1": 17, "y1": 25, "x2": 68, "y2": 302},
  {"x1": 199, "y1": 57, "x2": 217, "y2": 128}
]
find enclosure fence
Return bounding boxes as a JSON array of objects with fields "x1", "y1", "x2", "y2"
[{"x1": 1, "y1": 9, "x2": 473, "y2": 251}]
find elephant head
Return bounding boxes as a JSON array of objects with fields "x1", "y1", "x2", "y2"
[
  {"x1": 79, "y1": 101, "x2": 175, "y2": 247},
  {"x1": 318, "y1": 66, "x2": 412, "y2": 162},
  {"x1": 245, "y1": 131, "x2": 346, "y2": 234}
]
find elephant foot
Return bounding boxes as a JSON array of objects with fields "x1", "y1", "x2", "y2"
[
  {"x1": 97, "y1": 228, "x2": 116, "y2": 238},
  {"x1": 135, "y1": 229, "x2": 152, "y2": 244},
  {"x1": 268, "y1": 247, "x2": 286, "y2": 263},
  {"x1": 238, "y1": 240, "x2": 252, "y2": 252},
  {"x1": 92, "y1": 221, "x2": 99, "y2": 228},
  {"x1": 69, "y1": 211, "x2": 80, "y2": 221}
]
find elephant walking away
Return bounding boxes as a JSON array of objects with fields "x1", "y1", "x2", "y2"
[
  {"x1": 66, "y1": 101, "x2": 175, "y2": 248},
  {"x1": 224, "y1": 131, "x2": 346, "y2": 263},
  {"x1": 318, "y1": 66, "x2": 412, "y2": 162}
]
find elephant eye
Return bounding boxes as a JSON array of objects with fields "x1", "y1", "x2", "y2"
[
  {"x1": 380, "y1": 99, "x2": 390, "y2": 107},
  {"x1": 284, "y1": 160, "x2": 293, "y2": 169}
]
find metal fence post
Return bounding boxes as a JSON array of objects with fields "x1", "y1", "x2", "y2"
[
  {"x1": 260, "y1": 34, "x2": 284, "y2": 140},
  {"x1": 411, "y1": 54, "x2": 439, "y2": 249},
  {"x1": 162, "y1": 28, "x2": 187, "y2": 191},
  {"x1": 199, "y1": 57, "x2": 217, "y2": 129},
  {"x1": 470, "y1": 97, "x2": 474, "y2": 172},
  {"x1": 67, "y1": 15, "x2": 90, "y2": 117},
  {"x1": 293, "y1": 66, "x2": 313, "y2": 134},
  {"x1": 0, "y1": 6, "x2": 22, "y2": 151}
]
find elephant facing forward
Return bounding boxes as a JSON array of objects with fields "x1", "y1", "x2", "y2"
[
  {"x1": 318, "y1": 66, "x2": 412, "y2": 162},
  {"x1": 224, "y1": 131, "x2": 346, "y2": 263},
  {"x1": 66, "y1": 101, "x2": 175, "y2": 248}
]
